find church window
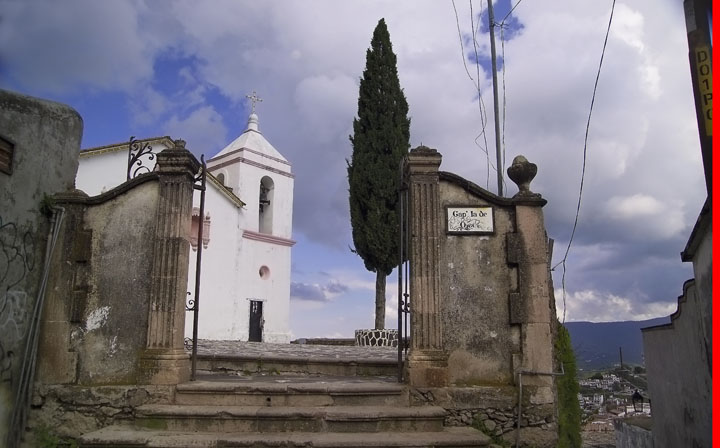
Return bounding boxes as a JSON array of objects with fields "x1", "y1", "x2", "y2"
[
  {"x1": 259, "y1": 176, "x2": 274, "y2": 234},
  {"x1": 190, "y1": 207, "x2": 211, "y2": 251},
  {"x1": 216, "y1": 172, "x2": 225, "y2": 185}
]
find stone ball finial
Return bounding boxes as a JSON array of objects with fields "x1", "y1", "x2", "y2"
[
  {"x1": 507, "y1": 155, "x2": 538, "y2": 197},
  {"x1": 174, "y1": 139, "x2": 186, "y2": 149}
]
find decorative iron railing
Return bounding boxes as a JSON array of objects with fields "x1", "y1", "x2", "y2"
[{"x1": 127, "y1": 136, "x2": 158, "y2": 180}]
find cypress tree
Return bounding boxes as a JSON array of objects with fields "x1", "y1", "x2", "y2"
[{"x1": 347, "y1": 18, "x2": 410, "y2": 330}]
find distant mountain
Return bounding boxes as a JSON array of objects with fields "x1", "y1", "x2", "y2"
[{"x1": 564, "y1": 317, "x2": 670, "y2": 371}]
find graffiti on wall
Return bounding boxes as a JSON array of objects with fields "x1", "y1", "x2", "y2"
[{"x1": 0, "y1": 215, "x2": 36, "y2": 383}]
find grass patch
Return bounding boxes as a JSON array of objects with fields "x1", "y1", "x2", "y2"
[{"x1": 33, "y1": 425, "x2": 78, "y2": 448}]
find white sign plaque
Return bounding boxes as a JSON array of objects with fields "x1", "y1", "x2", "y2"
[{"x1": 446, "y1": 206, "x2": 494, "y2": 234}]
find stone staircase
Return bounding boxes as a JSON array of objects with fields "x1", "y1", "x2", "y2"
[{"x1": 79, "y1": 373, "x2": 491, "y2": 447}]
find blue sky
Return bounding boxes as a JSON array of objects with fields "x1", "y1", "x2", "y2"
[{"x1": 0, "y1": 0, "x2": 705, "y2": 338}]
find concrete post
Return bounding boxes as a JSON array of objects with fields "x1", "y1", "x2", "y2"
[
  {"x1": 140, "y1": 141, "x2": 199, "y2": 384},
  {"x1": 406, "y1": 146, "x2": 448, "y2": 387}
]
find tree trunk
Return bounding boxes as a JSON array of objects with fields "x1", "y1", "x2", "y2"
[{"x1": 375, "y1": 271, "x2": 386, "y2": 330}]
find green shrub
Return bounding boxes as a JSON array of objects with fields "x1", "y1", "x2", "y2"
[{"x1": 555, "y1": 322, "x2": 582, "y2": 448}]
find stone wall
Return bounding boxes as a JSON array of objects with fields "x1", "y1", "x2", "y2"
[
  {"x1": 410, "y1": 386, "x2": 557, "y2": 448},
  {"x1": 642, "y1": 201, "x2": 711, "y2": 448},
  {"x1": 614, "y1": 417, "x2": 653, "y2": 448},
  {"x1": 0, "y1": 89, "x2": 82, "y2": 446},
  {"x1": 26, "y1": 384, "x2": 174, "y2": 446}
]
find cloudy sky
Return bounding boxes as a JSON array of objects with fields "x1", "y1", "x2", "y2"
[{"x1": 0, "y1": 0, "x2": 706, "y2": 338}]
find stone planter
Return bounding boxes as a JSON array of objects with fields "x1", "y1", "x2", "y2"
[{"x1": 354, "y1": 329, "x2": 398, "y2": 347}]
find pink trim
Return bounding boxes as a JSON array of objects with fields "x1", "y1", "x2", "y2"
[
  {"x1": 207, "y1": 157, "x2": 294, "y2": 179},
  {"x1": 243, "y1": 230, "x2": 296, "y2": 247},
  {"x1": 209, "y1": 146, "x2": 291, "y2": 166}
]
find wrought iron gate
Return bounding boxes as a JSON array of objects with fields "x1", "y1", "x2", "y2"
[
  {"x1": 187, "y1": 155, "x2": 207, "y2": 381},
  {"x1": 397, "y1": 157, "x2": 410, "y2": 382}
]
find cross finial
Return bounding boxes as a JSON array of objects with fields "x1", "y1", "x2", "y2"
[{"x1": 245, "y1": 90, "x2": 263, "y2": 114}]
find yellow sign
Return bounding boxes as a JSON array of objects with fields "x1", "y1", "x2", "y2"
[{"x1": 695, "y1": 46, "x2": 712, "y2": 136}]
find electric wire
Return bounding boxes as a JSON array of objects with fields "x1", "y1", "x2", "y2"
[
  {"x1": 552, "y1": 0, "x2": 617, "y2": 323},
  {"x1": 452, "y1": 0, "x2": 476, "y2": 82},
  {"x1": 501, "y1": 0, "x2": 525, "y2": 24},
  {"x1": 499, "y1": 24, "x2": 508, "y2": 192},
  {"x1": 469, "y1": 0, "x2": 492, "y2": 189}
]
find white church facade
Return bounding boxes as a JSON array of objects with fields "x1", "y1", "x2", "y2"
[{"x1": 74, "y1": 112, "x2": 294, "y2": 343}]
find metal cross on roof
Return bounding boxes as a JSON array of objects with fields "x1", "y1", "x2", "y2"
[{"x1": 246, "y1": 91, "x2": 263, "y2": 114}]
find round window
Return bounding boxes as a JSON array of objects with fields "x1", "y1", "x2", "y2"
[{"x1": 259, "y1": 266, "x2": 270, "y2": 279}]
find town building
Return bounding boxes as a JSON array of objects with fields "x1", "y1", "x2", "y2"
[{"x1": 75, "y1": 112, "x2": 294, "y2": 343}]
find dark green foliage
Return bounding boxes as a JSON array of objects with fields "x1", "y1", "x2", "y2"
[
  {"x1": 348, "y1": 18, "x2": 410, "y2": 329},
  {"x1": 590, "y1": 372, "x2": 603, "y2": 380},
  {"x1": 555, "y1": 322, "x2": 582, "y2": 448}
]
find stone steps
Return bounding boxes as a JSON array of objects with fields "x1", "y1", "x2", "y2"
[
  {"x1": 80, "y1": 426, "x2": 490, "y2": 447},
  {"x1": 78, "y1": 361, "x2": 489, "y2": 447},
  {"x1": 196, "y1": 353, "x2": 398, "y2": 377},
  {"x1": 175, "y1": 379, "x2": 408, "y2": 407},
  {"x1": 133, "y1": 404, "x2": 447, "y2": 433}
]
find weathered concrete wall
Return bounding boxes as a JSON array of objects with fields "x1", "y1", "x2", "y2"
[
  {"x1": 37, "y1": 179, "x2": 160, "y2": 386},
  {"x1": 438, "y1": 177, "x2": 519, "y2": 385},
  {"x1": 405, "y1": 149, "x2": 558, "y2": 447},
  {"x1": 642, "y1": 203, "x2": 711, "y2": 448},
  {"x1": 37, "y1": 179, "x2": 159, "y2": 385},
  {"x1": 0, "y1": 89, "x2": 82, "y2": 445},
  {"x1": 614, "y1": 417, "x2": 653, "y2": 448},
  {"x1": 437, "y1": 170, "x2": 555, "y2": 397}
]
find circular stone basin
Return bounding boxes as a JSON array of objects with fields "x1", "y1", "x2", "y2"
[{"x1": 355, "y1": 329, "x2": 398, "y2": 347}]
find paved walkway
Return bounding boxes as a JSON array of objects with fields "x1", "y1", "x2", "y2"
[{"x1": 196, "y1": 340, "x2": 400, "y2": 362}]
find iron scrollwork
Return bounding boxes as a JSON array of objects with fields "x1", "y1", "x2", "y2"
[
  {"x1": 184, "y1": 337, "x2": 193, "y2": 351},
  {"x1": 127, "y1": 136, "x2": 158, "y2": 180},
  {"x1": 186, "y1": 292, "x2": 195, "y2": 312}
]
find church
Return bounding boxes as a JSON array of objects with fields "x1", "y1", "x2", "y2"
[{"x1": 74, "y1": 106, "x2": 295, "y2": 343}]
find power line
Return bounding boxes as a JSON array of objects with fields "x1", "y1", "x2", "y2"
[{"x1": 553, "y1": 0, "x2": 617, "y2": 323}]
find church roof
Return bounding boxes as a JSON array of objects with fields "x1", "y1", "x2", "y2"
[{"x1": 210, "y1": 113, "x2": 287, "y2": 163}]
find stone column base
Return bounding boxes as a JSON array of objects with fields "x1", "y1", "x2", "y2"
[
  {"x1": 139, "y1": 349, "x2": 190, "y2": 384},
  {"x1": 407, "y1": 349, "x2": 449, "y2": 387}
]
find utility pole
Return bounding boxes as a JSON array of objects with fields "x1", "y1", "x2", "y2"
[{"x1": 487, "y1": 0, "x2": 503, "y2": 197}]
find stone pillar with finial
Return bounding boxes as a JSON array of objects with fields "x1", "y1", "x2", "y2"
[
  {"x1": 507, "y1": 155, "x2": 555, "y2": 404},
  {"x1": 140, "y1": 139, "x2": 200, "y2": 384},
  {"x1": 405, "y1": 145, "x2": 449, "y2": 387}
]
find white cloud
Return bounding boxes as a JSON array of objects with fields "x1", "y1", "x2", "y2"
[
  {"x1": 604, "y1": 194, "x2": 686, "y2": 239},
  {"x1": 290, "y1": 281, "x2": 349, "y2": 302},
  {"x1": 0, "y1": 0, "x2": 160, "y2": 93},
  {"x1": 0, "y1": 0, "x2": 705, "y2": 326},
  {"x1": 556, "y1": 288, "x2": 677, "y2": 323},
  {"x1": 163, "y1": 106, "x2": 228, "y2": 157}
]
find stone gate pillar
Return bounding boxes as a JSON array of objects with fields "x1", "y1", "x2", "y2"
[
  {"x1": 140, "y1": 141, "x2": 199, "y2": 384},
  {"x1": 507, "y1": 155, "x2": 555, "y2": 404},
  {"x1": 406, "y1": 146, "x2": 448, "y2": 387}
]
